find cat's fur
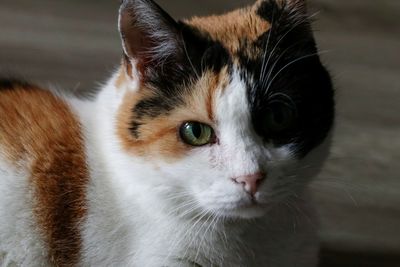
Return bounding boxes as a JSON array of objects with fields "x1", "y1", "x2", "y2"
[{"x1": 0, "y1": 0, "x2": 334, "y2": 266}]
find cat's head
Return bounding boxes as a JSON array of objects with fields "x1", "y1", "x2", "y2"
[{"x1": 107, "y1": 0, "x2": 334, "y2": 219}]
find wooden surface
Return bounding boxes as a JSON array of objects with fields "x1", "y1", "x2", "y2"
[{"x1": 1, "y1": 0, "x2": 399, "y2": 266}]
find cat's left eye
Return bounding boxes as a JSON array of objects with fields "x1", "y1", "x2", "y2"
[
  {"x1": 263, "y1": 102, "x2": 297, "y2": 135},
  {"x1": 179, "y1": 122, "x2": 215, "y2": 146}
]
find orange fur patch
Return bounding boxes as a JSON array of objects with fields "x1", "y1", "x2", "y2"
[
  {"x1": 0, "y1": 84, "x2": 88, "y2": 266},
  {"x1": 186, "y1": 4, "x2": 270, "y2": 56},
  {"x1": 116, "y1": 68, "x2": 229, "y2": 161}
]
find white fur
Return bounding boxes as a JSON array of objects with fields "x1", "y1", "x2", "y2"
[
  {"x1": 0, "y1": 67, "x2": 331, "y2": 266},
  {"x1": 0, "y1": 156, "x2": 49, "y2": 266}
]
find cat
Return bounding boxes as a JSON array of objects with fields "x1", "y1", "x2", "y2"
[{"x1": 0, "y1": 0, "x2": 334, "y2": 266}]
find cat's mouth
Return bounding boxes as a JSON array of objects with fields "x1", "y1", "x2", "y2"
[
  {"x1": 211, "y1": 199, "x2": 268, "y2": 219},
  {"x1": 221, "y1": 205, "x2": 266, "y2": 219},
  {"x1": 194, "y1": 185, "x2": 270, "y2": 219}
]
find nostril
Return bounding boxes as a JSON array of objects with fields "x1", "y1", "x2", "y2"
[
  {"x1": 232, "y1": 178, "x2": 244, "y2": 189},
  {"x1": 232, "y1": 172, "x2": 266, "y2": 195},
  {"x1": 231, "y1": 178, "x2": 246, "y2": 186},
  {"x1": 249, "y1": 172, "x2": 265, "y2": 181}
]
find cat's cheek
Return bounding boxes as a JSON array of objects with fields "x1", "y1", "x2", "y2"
[
  {"x1": 150, "y1": 149, "x2": 214, "y2": 190},
  {"x1": 296, "y1": 135, "x2": 333, "y2": 180}
]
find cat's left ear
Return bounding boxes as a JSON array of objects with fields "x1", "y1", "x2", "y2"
[{"x1": 118, "y1": 0, "x2": 185, "y2": 81}]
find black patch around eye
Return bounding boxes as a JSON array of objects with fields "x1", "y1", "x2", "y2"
[
  {"x1": 247, "y1": 55, "x2": 334, "y2": 158},
  {"x1": 130, "y1": 95, "x2": 181, "y2": 138},
  {"x1": 262, "y1": 101, "x2": 298, "y2": 135},
  {"x1": 238, "y1": 25, "x2": 334, "y2": 158},
  {"x1": 133, "y1": 96, "x2": 177, "y2": 119},
  {"x1": 129, "y1": 121, "x2": 142, "y2": 139},
  {"x1": 233, "y1": 1, "x2": 335, "y2": 158}
]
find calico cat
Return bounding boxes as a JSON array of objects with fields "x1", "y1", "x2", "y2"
[{"x1": 0, "y1": 0, "x2": 334, "y2": 266}]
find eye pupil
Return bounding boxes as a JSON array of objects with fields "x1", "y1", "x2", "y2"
[
  {"x1": 272, "y1": 109, "x2": 285, "y2": 125},
  {"x1": 192, "y1": 123, "x2": 202, "y2": 139}
]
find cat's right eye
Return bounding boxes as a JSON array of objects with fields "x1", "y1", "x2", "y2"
[
  {"x1": 261, "y1": 101, "x2": 298, "y2": 141},
  {"x1": 179, "y1": 122, "x2": 215, "y2": 147},
  {"x1": 263, "y1": 102, "x2": 296, "y2": 134}
]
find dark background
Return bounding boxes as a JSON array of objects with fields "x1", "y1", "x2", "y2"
[{"x1": 1, "y1": 0, "x2": 399, "y2": 266}]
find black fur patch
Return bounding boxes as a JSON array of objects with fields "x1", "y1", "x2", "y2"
[
  {"x1": 130, "y1": 94, "x2": 182, "y2": 138},
  {"x1": 143, "y1": 22, "x2": 231, "y2": 93},
  {"x1": 240, "y1": 3, "x2": 334, "y2": 157},
  {"x1": 256, "y1": 0, "x2": 278, "y2": 22}
]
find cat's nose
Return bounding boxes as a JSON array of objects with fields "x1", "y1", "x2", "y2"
[{"x1": 232, "y1": 172, "x2": 265, "y2": 195}]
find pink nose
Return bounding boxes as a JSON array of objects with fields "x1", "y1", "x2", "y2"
[{"x1": 233, "y1": 172, "x2": 265, "y2": 195}]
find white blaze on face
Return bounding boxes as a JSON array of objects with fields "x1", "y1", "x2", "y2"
[
  {"x1": 214, "y1": 69, "x2": 265, "y2": 179},
  {"x1": 180, "y1": 69, "x2": 270, "y2": 219}
]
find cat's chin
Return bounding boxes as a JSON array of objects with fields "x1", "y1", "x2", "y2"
[{"x1": 213, "y1": 204, "x2": 268, "y2": 220}]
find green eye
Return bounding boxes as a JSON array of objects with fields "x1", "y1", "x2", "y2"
[{"x1": 179, "y1": 122, "x2": 214, "y2": 146}]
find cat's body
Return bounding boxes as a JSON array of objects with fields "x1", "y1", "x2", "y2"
[
  {"x1": 0, "y1": 78, "x2": 321, "y2": 267},
  {"x1": 0, "y1": 0, "x2": 334, "y2": 266}
]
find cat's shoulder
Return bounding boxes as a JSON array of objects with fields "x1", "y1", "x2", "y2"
[
  {"x1": 0, "y1": 79, "x2": 89, "y2": 266},
  {"x1": 0, "y1": 78, "x2": 85, "y2": 165}
]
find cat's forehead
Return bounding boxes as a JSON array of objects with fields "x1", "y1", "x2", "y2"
[
  {"x1": 185, "y1": 2, "x2": 271, "y2": 58},
  {"x1": 183, "y1": 0, "x2": 306, "y2": 63}
]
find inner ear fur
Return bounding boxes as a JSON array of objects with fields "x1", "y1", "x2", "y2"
[{"x1": 118, "y1": 0, "x2": 185, "y2": 80}]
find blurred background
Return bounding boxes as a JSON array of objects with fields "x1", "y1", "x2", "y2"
[{"x1": 1, "y1": 0, "x2": 399, "y2": 266}]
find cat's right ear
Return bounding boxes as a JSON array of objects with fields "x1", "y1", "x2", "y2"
[
  {"x1": 255, "y1": 0, "x2": 308, "y2": 18},
  {"x1": 118, "y1": 0, "x2": 184, "y2": 82}
]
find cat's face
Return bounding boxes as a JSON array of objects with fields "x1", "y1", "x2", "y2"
[{"x1": 113, "y1": 0, "x2": 334, "y2": 219}]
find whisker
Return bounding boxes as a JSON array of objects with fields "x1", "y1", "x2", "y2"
[
  {"x1": 283, "y1": 201, "x2": 299, "y2": 233},
  {"x1": 259, "y1": 11, "x2": 277, "y2": 84},
  {"x1": 162, "y1": 209, "x2": 209, "y2": 266},
  {"x1": 163, "y1": 193, "x2": 190, "y2": 200},
  {"x1": 194, "y1": 211, "x2": 218, "y2": 263},
  {"x1": 260, "y1": 10, "x2": 319, "y2": 90},
  {"x1": 164, "y1": 200, "x2": 198, "y2": 218},
  {"x1": 181, "y1": 210, "x2": 212, "y2": 261},
  {"x1": 264, "y1": 50, "x2": 330, "y2": 95},
  {"x1": 261, "y1": 40, "x2": 305, "y2": 92},
  {"x1": 181, "y1": 33, "x2": 200, "y2": 79}
]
